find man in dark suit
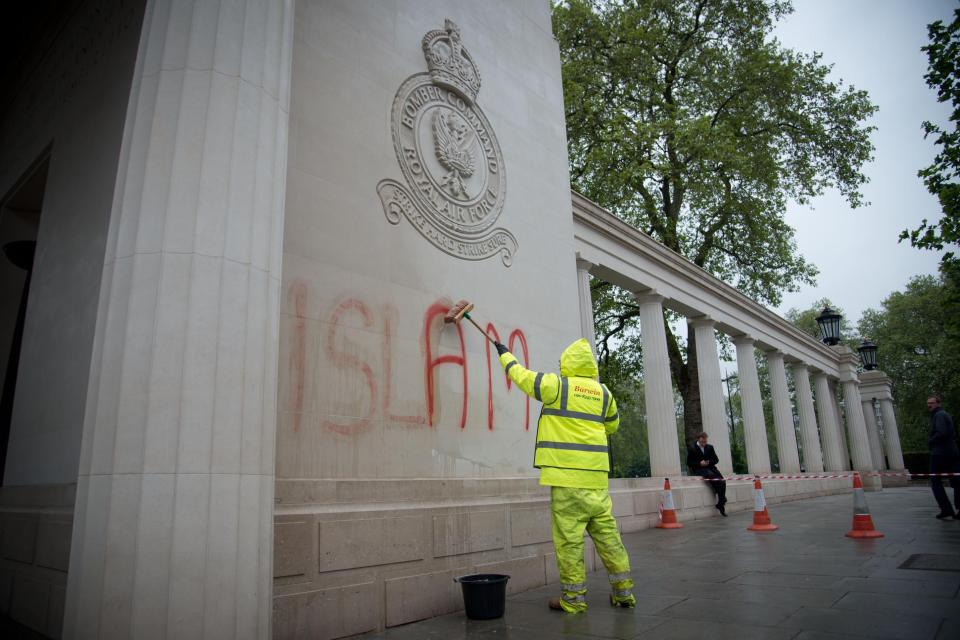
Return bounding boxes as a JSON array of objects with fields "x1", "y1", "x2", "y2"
[
  {"x1": 927, "y1": 395, "x2": 960, "y2": 519},
  {"x1": 687, "y1": 432, "x2": 727, "y2": 516}
]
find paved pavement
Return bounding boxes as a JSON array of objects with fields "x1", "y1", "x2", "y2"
[{"x1": 358, "y1": 486, "x2": 960, "y2": 640}]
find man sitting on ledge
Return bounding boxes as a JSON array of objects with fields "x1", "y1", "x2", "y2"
[{"x1": 687, "y1": 431, "x2": 727, "y2": 516}]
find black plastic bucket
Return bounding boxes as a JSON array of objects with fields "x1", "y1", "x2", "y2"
[{"x1": 454, "y1": 574, "x2": 511, "y2": 620}]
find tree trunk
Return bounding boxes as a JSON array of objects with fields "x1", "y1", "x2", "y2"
[
  {"x1": 682, "y1": 323, "x2": 703, "y2": 446},
  {"x1": 664, "y1": 317, "x2": 703, "y2": 448}
]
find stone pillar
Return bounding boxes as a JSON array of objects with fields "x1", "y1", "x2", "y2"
[
  {"x1": 766, "y1": 351, "x2": 801, "y2": 473},
  {"x1": 830, "y1": 380, "x2": 851, "y2": 469},
  {"x1": 842, "y1": 381, "x2": 874, "y2": 471},
  {"x1": 791, "y1": 364, "x2": 823, "y2": 472},
  {"x1": 635, "y1": 292, "x2": 681, "y2": 477},
  {"x1": 860, "y1": 370, "x2": 905, "y2": 471},
  {"x1": 879, "y1": 399, "x2": 905, "y2": 470},
  {"x1": 813, "y1": 372, "x2": 845, "y2": 471},
  {"x1": 691, "y1": 318, "x2": 733, "y2": 475},
  {"x1": 575, "y1": 257, "x2": 596, "y2": 350},
  {"x1": 63, "y1": 2, "x2": 294, "y2": 639},
  {"x1": 862, "y1": 399, "x2": 886, "y2": 470},
  {"x1": 733, "y1": 336, "x2": 770, "y2": 474}
]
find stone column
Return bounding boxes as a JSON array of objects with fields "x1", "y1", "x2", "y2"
[
  {"x1": 860, "y1": 371, "x2": 905, "y2": 471},
  {"x1": 63, "y1": 2, "x2": 294, "y2": 639},
  {"x1": 842, "y1": 381, "x2": 874, "y2": 471},
  {"x1": 862, "y1": 399, "x2": 886, "y2": 470},
  {"x1": 691, "y1": 318, "x2": 733, "y2": 475},
  {"x1": 635, "y1": 292, "x2": 681, "y2": 477},
  {"x1": 791, "y1": 364, "x2": 824, "y2": 472},
  {"x1": 830, "y1": 380, "x2": 851, "y2": 469},
  {"x1": 879, "y1": 399, "x2": 905, "y2": 470},
  {"x1": 734, "y1": 336, "x2": 770, "y2": 474},
  {"x1": 575, "y1": 257, "x2": 596, "y2": 350},
  {"x1": 813, "y1": 372, "x2": 845, "y2": 471},
  {"x1": 766, "y1": 351, "x2": 801, "y2": 473}
]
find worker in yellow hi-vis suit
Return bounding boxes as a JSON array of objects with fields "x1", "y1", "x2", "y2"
[{"x1": 495, "y1": 338, "x2": 636, "y2": 613}]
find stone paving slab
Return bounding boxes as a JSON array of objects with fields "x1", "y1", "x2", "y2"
[
  {"x1": 643, "y1": 618, "x2": 797, "y2": 640},
  {"x1": 829, "y1": 591, "x2": 960, "y2": 618},
  {"x1": 357, "y1": 487, "x2": 960, "y2": 639},
  {"x1": 778, "y1": 606, "x2": 942, "y2": 640}
]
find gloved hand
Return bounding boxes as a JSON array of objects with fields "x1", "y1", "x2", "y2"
[{"x1": 494, "y1": 341, "x2": 509, "y2": 356}]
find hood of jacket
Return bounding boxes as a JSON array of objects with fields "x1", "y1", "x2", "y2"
[{"x1": 560, "y1": 338, "x2": 598, "y2": 379}]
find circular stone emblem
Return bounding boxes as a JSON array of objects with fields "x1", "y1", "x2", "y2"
[
  {"x1": 376, "y1": 20, "x2": 517, "y2": 266},
  {"x1": 391, "y1": 74, "x2": 506, "y2": 236}
]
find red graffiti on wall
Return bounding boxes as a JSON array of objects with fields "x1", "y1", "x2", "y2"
[
  {"x1": 320, "y1": 298, "x2": 378, "y2": 435},
  {"x1": 382, "y1": 309, "x2": 427, "y2": 425},
  {"x1": 483, "y1": 325, "x2": 531, "y2": 431},
  {"x1": 423, "y1": 302, "x2": 468, "y2": 429},
  {"x1": 289, "y1": 284, "x2": 532, "y2": 434},
  {"x1": 508, "y1": 329, "x2": 531, "y2": 431}
]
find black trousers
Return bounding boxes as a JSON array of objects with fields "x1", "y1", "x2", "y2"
[
  {"x1": 930, "y1": 454, "x2": 960, "y2": 514},
  {"x1": 693, "y1": 467, "x2": 726, "y2": 504}
]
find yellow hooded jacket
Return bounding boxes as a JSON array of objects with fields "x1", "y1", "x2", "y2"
[{"x1": 499, "y1": 339, "x2": 619, "y2": 489}]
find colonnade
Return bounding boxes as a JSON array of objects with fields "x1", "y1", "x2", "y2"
[{"x1": 574, "y1": 259, "x2": 905, "y2": 478}]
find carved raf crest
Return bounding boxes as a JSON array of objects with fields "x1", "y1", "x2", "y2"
[{"x1": 377, "y1": 19, "x2": 517, "y2": 266}]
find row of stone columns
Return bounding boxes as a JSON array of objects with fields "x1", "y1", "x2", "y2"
[{"x1": 574, "y1": 260, "x2": 905, "y2": 478}]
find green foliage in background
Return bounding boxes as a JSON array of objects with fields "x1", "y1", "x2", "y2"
[
  {"x1": 553, "y1": 0, "x2": 877, "y2": 446},
  {"x1": 858, "y1": 272, "x2": 960, "y2": 453},
  {"x1": 902, "y1": 9, "x2": 960, "y2": 268},
  {"x1": 600, "y1": 347, "x2": 651, "y2": 477}
]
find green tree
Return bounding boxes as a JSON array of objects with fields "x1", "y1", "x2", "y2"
[
  {"x1": 554, "y1": 0, "x2": 876, "y2": 444},
  {"x1": 600, "y1": 345, "x2": 651, "y2": 476},
  {"x1": 857, "y1": 275, "x2": 960, "y2": 452},
  {"x1": 902, "y1": 9, "x2": 960, "y2": 267}
]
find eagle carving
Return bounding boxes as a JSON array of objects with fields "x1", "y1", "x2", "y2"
[{"x1": 433, "y1": 111, "x2": 476, "y2": 197}]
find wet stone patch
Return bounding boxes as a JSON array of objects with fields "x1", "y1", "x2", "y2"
[{"x1": 898, "y1": 554, "x2": 960, "y2": 572}]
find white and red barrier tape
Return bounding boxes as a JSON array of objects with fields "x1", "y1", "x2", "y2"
[{"x1": 679, "y1": 470, "x2": 960, "y2": 482}]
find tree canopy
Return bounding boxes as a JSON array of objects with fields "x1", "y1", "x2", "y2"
[
  {"x1": 857, "y1": 273, "x2": 960, "y2": 451},
  {"x1": 554, "y1": 0, "x2": 877, "y2": 445},
  {"x1": 555, "y1": 0, "x2": 875, "y2": 304},
  {"x1": 902, "y1": 8, "x2": 960, "y2": 267}
]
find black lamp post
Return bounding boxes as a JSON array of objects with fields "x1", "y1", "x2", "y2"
[
  {"x1": 815, "y1": 306, "x2": 842, "y2": 345},
  {"x1": 858, "y1": 339, "x2": 878, "y2": 371}
]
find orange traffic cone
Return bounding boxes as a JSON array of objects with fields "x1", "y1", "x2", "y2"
[
  {"x1": 846, "y1": 472, "x2": 884, "y2": 539},
  {"x1": 656, "y1": 478, "x2": 683, "y2": 529},
  {"x1": 747, "y1": 476, "x2": 779, "y2": 532}
]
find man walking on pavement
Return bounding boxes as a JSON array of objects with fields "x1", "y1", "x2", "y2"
[
  {"x1": 927, "y1": 395, "x2": 960, "y2": 520},
  {"x1": 494, "y1": 338, "x2": 636, "y2": 613},
  {"x1": 687, "y1": 432, "x2": 727, "y2": 516}
]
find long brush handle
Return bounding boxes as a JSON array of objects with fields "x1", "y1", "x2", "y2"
[{"x1": 464, "y1": 313, "x2": 496, "y2": 345}]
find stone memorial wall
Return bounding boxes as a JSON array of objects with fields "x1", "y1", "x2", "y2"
[{"x1": 273, "y1": 1, "x2": 580, "y2": 636}]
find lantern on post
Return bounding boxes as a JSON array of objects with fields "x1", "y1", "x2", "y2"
[
  {"x1": 815, "y1": 306, "x2": 842, "y2": 346},
  {"x1": 858, "y1": 339, "x2": 878, "y2": 371}
]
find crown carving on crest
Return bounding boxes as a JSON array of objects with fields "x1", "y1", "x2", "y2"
[{"x1": 422, "y1": 19, "x2": 482, "y2": 104}]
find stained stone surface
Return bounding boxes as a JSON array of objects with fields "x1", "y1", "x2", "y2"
[
  {"x1": 359, "y1": 487, "x2": 960, "y2": 640},
  {"x1": 900, "y1": 554, "x2": 960, "y2": 572},
  {"x1": 279, "y1": 0, "x2": 578, "y2": 481}
]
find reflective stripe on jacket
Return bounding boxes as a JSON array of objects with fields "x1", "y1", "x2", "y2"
[
  {"x1": 535, "y1": 376, "x2": 614, "y2": 472},
  {"x1": 498, "y1": 338, "x2": 620, "y2": 480}
]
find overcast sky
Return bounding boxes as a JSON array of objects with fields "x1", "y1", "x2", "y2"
[{"x1": 772, "y1": 0, "x2": 955, "y2": 330}]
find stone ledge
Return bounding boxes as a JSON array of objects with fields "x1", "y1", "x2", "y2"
[{"x1": 275, "y1": 477, "x2": 547, "y2": 507}]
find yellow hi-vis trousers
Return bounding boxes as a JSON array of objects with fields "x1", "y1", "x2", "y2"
[{"x1": 550, "y1": 486, "x2": 636, "y2": 612}]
